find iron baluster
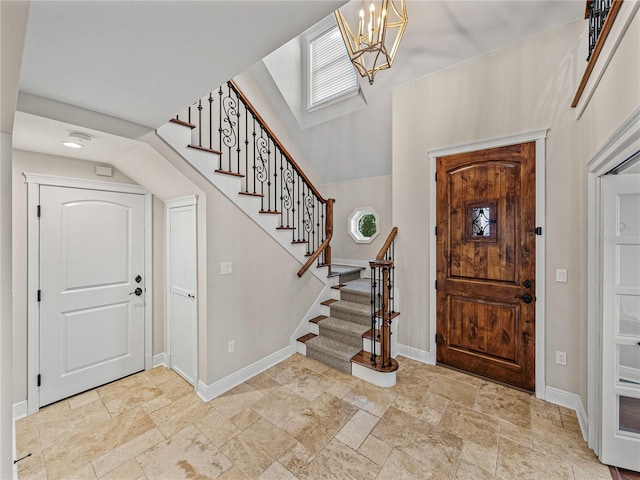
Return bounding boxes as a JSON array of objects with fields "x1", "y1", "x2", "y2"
[
  {"x1": 221, "y1": 84, "x2": 238, "y2": 173},
  {"x1": 208, "y1": 93, "x2": 213, "y2": 152},
  {"x1": 279, "y1": 152, "x2": 284, "y2": 227},
  {"x1": 244, "y1": 106, "x2": 249, "y2": 192},
  {"x1": 267, "y1": 137, "x2": 273, "y2": 212},
  {"x1": 218, "y1": 86, "x2": 223, "y2": 170},
  {"x1": 197, "y1": 99, "x2": 203, "y2": 147},
  {"x1": 235, "y1": 95, "x2": 241, "y2": 175},
  {"x1": 252, "y1": 116, "x2": 257, "y2": 195}
]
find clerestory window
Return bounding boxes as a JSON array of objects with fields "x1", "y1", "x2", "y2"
[{"x1": 307, "y1": 23, "x2": 359, "y2": 111}]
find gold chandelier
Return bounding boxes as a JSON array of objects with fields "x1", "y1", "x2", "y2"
[{"x1": 334, "y1": 0, "x2": 408, "y2": 85}]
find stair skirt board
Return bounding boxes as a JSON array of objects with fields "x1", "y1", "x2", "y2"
[{"x1": 157, "y1": 121, "x2": 329, "y2": 284}]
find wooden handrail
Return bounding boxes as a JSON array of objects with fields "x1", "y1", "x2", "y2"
[
  {"x1": 229, "y1": 80, "x2": 328, "y2": 203},
  {"x1": 298, "y1": 199, "x2": 334, "y2": 277},
  {"x1": 376, "y1": 227, "x2": 398, "y2": 261},
  {"x1": 175, "y1": 81, "x2": 333, "y2": 277}
]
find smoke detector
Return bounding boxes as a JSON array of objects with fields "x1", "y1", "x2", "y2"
[{"x1": 62, "y1": 131, "x2": 91, "y2": 149}]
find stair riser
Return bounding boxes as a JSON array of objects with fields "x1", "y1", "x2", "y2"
[
  {"x1": 339, "y1": 271, "x2": 362, "y2": 283},
  {"x1": 340, "y1": 291, "x2": 370, "y2": 305},
  {"x1": 318, "y1": 326, "x2": 362, "y2": 349},
  {"x1": 329, "y1": 307, "x2": 370, "y2": 326},
  {"x1": 306, "y1": 347, "x2": 351, "y2": 374}
]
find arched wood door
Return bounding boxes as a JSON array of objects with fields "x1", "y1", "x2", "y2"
[{"x1": 436, "y1": 142, "x2": 536, "y2": 391}]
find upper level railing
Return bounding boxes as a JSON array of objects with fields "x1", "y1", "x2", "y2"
[
  {"x1": 369, "y1": 227, "x2": 398, "y2": 370},
  {"x1": 572, "y1": 0, "x2": 622, "y2": 107},
  {"x1": 174, "y1": 81, "x2": 334, "y2": 276},
  {"x1": 587, "y1": 0, "x2": 614, "y2": 60}
]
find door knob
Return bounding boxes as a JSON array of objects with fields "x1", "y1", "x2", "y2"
[
  {"x1": 129, "y1": 287, "x2": 143, "y2": 296},
  {"x1": 515, "y1": 293, "x2": 533, "y2": 304}
]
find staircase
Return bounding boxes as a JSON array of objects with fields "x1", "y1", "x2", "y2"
[
  {"x1": 157, "y1": 80, "x2": 398, "y2": 386},
  {"x1": 296, "y1": 227, "x2": 400, "y2": 387}
]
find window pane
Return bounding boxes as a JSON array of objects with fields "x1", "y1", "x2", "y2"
[{"x1": 309, "y1": 26, "x2": 358, "y2": 107}]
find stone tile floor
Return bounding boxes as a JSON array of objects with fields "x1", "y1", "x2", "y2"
[{"x1": 15, "y1": 354, "x2": 616, "y2": 480}]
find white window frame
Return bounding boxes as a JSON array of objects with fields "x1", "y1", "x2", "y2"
[
  {"x1": 304, "y1": 16, "x2": 359, "y2": 112},
  {"x1": 348, "y1": 207, "x2": 380, "y2": 244}
]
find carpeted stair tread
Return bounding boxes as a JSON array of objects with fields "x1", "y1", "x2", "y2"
[
  {"x1": 339, "y1": 278, "x2": 371, "y2": 305},
  {"x1": 340, "y1": 278, "x2": 371, "y2": 295},
  {"x1": 318, "y1": 316, "x2": 370, "y2": 349},
  {"x1": 329, "y1": 300, "x2": 370, "y2": 326},
  {"x1": 305, "y1": 336, "x2": 361, "y2": 374}
]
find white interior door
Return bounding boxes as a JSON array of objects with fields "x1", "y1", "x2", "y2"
[
  {"x1": 167, "y1": 201, "x2": 197, "y2": 385},
  {"x1": 601, "y1": 174, "x2": 640, "y2": 470},
  {"x1": 39, "y1": 185, "x2": 146, "y2": 407}
]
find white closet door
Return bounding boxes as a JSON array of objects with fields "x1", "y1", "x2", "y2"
[
  {"x1": 168, "y1": 202, "x2": 197, "y2": 385},
  {"x1": 39, "y1": 185, "x2": 145, "y2": 406},
  {"x1": 601, "y1": 174, "x2": 640, "y2": 471}
]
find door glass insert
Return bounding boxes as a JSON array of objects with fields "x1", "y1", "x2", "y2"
[
  {"x1": 472, "y1": 207, "x2": 491, "y2": 236},
  {"x1": 619, "y1": 245, "x2": 640, "y2": 286},
  {"x1": 465, "y1": 202, "x2": 497, "y2": 241},
  {"x1": 619, "y1": 295, "x2": 640, "y2": 336},
  {"x1": 618, "y1": 344, "x2": 640, "y2": 384},
  {"x1": 619, "y1": 395, "x2": 640, "y2": 436}
]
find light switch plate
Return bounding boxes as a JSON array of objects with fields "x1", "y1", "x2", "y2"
[
  {"x1": 556, "y1": 268, "x2": 568, "y2": 283},
  {"x1": 221, "y1": 262, "x2": 232, "y2": 275}
]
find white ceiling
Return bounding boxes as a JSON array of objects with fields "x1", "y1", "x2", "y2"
[
  {"x1": 14, "y1": 0, "x2": 585, "y2": 184},
  {"x1": 19, "y1": 0, "x2": 346, "y2": 128},
  {"x1": 256, "y1": 0, "x2": 585, "y2": 183}
]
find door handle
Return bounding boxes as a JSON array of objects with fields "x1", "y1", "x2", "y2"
[
  {"x1": 129, "y1": 287, "x2": 143, "y2": 296},
  {"x1": 515, "y1": 293, "x2": 533, "y2": 304}
]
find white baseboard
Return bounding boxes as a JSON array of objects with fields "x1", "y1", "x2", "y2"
[
  {"x1": 12, "y1": 401, "x2": 27, "y2": 422},
  {"x1": 152, "y1": 352, "x2": 169, "y2": 368},
  {"x1": 196, "y1": 345, "x2": 294, "y2": 402},
  {"x1": 545, "y1": 386, "x2": 589, "y2": 442},
  {"x1": 396, "y1": 344, "x2": 435, "y2": 365}
]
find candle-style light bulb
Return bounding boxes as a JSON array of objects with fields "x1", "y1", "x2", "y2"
[{"x1": 369, "y1": 2, "x2": 375, "y2": 44}]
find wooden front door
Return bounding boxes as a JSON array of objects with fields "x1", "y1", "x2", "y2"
[{"x1": 436, "y1": 142, "x2": 536, "y2": 391}]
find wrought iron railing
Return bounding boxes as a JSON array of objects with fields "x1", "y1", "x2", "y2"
[
  {"x1": 369, "y1": 227, "x2": 397, "y2": 369},
  {"x1": 174, "y1": 81, "x2": 334, "y2": 276},
  {"x1": 587, "y1": 0, "x2": 613, "y2": 60}
]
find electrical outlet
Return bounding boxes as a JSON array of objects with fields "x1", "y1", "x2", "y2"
[
  {"x1": 221, "y1": 262, "x2": 232, "y2": 275},
  {"x1": 556, "y1": 351, "x2": 567, "y2": 366},
  {"x1": 556, "y1": 268, "x2": 568, "y2": 283},
  {"x1": 227, "y1": 340, "x2": 235, "y2": 353}
]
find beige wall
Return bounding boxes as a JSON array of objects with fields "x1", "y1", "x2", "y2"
[
  {"x1": 320, "y1": 175, "x2": 392, "y2": 263},
  {"x1": 11, "y1": 150, "x2": 166, "y2": 402},
  {"x1": 392, "y1": 11, "x2": 639, "y2": 405},
  {"x1": 143, "y1": 132, "x2": 325, "y2": 385}
]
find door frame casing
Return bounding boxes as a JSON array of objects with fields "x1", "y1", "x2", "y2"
[
  {"x1": 428, "y1": 129, "x2": 548, "y2": 398},
  {"x1": 24, "y1": 173, "x2": 153, "y2": 415},
  {"x1": 164, "y1": 195, "x2": 198, "y2": 387},
  {"x1": 586, "y1": 107, "x2": 640, "y2": 456}
]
